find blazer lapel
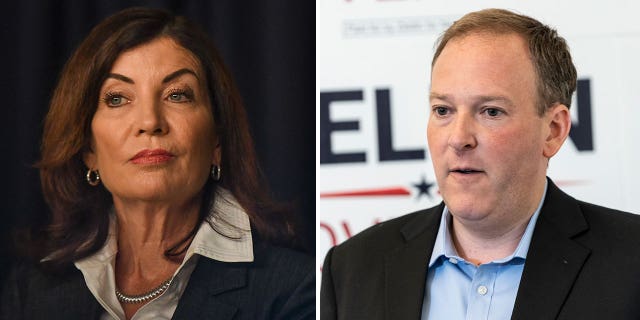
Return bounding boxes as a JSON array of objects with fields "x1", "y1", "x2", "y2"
[
  {"x1": 511, "y1": 180, "x2": 590, "y2": 320},
  {"x1": 172, "y1": 258, "x2": 247, "y2": 320},
  {"x1": 29, "y1": 267, "x2": 103, "y2": 319},
  {"x1": 384, "y1": 204, "x2": 443, "y2": 319}
]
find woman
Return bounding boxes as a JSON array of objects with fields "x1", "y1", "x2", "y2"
[{"x1": 1, "y1": 7, "x2": 314, "y2": 320}]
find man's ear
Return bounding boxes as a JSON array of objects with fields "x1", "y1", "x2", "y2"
[{"x1": 543, "y1": 103, "x2": 571, "y2": 158}]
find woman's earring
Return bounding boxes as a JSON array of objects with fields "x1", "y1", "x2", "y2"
[
  {"x1": 86, "y1": 169, "x2": 101, "y2": 186},
  {"x1": 211, "y1": 165, "x2": 221, "y2": 181}
]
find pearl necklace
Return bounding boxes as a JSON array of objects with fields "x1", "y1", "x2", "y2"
[{"x1": 116, "y1": 276, "x2": 174, "y2": 304}]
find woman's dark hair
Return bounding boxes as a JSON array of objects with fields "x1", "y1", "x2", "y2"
[{"x1": 35, "y1": 7, "x2": 294, "y2": 269}]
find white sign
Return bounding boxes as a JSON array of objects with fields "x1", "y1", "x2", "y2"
[{"x1": 319, "y1": 0, "x2": 640, "y2": 267}]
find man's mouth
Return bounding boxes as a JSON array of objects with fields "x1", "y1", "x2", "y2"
[{"x1": 451, "y1": 168, "x2": 482, "y2": 174}]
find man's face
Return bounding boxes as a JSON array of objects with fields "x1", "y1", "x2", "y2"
[{"x1": 428, "y1": 32, "x2": 552, "y2": 226}]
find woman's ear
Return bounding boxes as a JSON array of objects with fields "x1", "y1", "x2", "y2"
[
  {"x1": 543, "y1": 103, "x2": 572, "y2": 158},
  {"x1": 212, "y1": 141, "x2": 221, "y2": 165},
  {"x1": 83, "y1": 149, "x2": 97, "y2": 170}
]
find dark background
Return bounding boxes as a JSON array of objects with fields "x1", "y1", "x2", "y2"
[{"x1": 0, "y1": 0, "x2": 315, "y2": 276}]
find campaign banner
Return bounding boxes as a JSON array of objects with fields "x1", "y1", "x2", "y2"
[{"x1": 319, "y1": 0, "x2": 640, "y2": 266}]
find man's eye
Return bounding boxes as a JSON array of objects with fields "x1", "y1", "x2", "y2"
[
  {"x1": 434, "y1": 106, "x2": 449, "y2": 116},
  {"x1": 484, "y1": 108, "x2": 502, "y2": 117}
]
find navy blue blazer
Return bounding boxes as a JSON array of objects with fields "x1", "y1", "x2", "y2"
[
  {"x1": 1, "y1": 242, "x2": 314, "y2": 319},
  {"x1": 321, "y1": 179, "x2": 640, "y2": 319}
]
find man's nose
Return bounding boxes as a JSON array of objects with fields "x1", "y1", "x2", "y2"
[{"x1": 447, "y1": 114, "x2": 477, "y2": 152}]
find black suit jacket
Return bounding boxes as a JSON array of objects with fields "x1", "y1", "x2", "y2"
[
  {"x1": 1, "y1": 242, "x2": 315, "y2": 319},
  {"x1": 321, "y1": 179, "x2": 640, "y2": 319}
]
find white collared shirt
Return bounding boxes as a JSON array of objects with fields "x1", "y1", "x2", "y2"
[{"x1": 73, "y1": 188, "x2": 254, "y2": 320}]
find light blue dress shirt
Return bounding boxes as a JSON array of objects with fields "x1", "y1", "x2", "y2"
[{"x1": 421, "y1": 182, "x2": 547, "y2": 320}]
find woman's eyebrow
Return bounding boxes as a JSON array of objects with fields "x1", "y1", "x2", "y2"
[
  {"x1": 104, "y1": 68, "x2": 198, "y2": 85},
  {"x1": 106, "y1": 73, "x2": 134, "y2": 84},
  {"x1": 162, "y1": 68, "x2": 198, "y2": 83}
]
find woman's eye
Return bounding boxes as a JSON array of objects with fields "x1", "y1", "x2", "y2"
[
  {"x1": 103, "y1": 93, "x2": 130, "y2": 107},
  {"x1": 167, "y1": 90, "x2": 193, "y2": 103},
  {"x1": 169, "y1": 93, "x2": 185, "y2": 102}
]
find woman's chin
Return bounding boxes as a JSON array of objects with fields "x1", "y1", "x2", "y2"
[{"x1": 110, "y1": 186, "x2": 199, "y2": 205}]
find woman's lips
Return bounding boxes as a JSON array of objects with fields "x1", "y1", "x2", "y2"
[{"x1": 130, "y1": 149, "x2": 175, "y2": 165}]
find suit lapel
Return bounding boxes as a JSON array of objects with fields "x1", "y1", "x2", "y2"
[
  {"x1": 511, "y1": 180, "x2": 590, "y2": 320},
  {"x1": 33, "y1": 267, "x2": 103, "y2": 319},
  {"x1": 384, "y1": 204, "x2": 443, "y2": 319},
  {"x1": 172, "y1": 257, "x2": 247, "y2": 320}
]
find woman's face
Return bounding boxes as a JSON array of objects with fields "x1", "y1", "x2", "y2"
[{"x1": 84, "y1": 37, "x2": 220, "y2": 205}]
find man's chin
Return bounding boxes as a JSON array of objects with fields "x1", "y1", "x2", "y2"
[{"x1": 443, "y1": 194, "x2": 494, "y2": 219}]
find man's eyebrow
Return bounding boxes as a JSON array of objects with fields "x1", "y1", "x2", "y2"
[
  {"x1": 429, "y1": 92, "x2": 451, "y2": 102},
  {"x1": 162, "y1": 68, "x2": 199, "y2": 83},
  {"x1": 105, "y1": 68, "x2": 199, "y2": 85},
  {"x1": 474, "y1": 95, "x2": 515, "y2": 107},
  {"x1": 429, "y1": 92, "x2": 514, "y2": 106}
]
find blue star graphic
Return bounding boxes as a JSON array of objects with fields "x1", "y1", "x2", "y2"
[{"x1": 413, "y1": 175, "x2": 435, "y2": 199}]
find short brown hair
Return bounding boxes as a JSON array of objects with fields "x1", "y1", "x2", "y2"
[
  {"x1": 36, "y1": 7, "x2": 293, "y2": 268},
  {"x1": 432, "y1": 8, "x2": 577, "y2": 115}
]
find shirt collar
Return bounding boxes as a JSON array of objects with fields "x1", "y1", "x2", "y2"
[
  {"x1": 185, "y1": 188, "x2": 254, "y2": 263},
  {"x1": 428, "y1": 180, "x2": 547, "y2": 267}
]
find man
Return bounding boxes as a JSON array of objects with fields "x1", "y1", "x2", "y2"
[{"x1": 321, "y1": 8, "x2": 640, "y2": 320}]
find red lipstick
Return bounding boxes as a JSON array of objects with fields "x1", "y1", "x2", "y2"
[{"x1": 130, "y1": 149, "x2": 175, "y2": 165}]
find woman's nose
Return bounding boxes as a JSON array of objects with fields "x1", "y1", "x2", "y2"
[{"x1": 136, "y1": 98, "x2": 168, "y2": 136}]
